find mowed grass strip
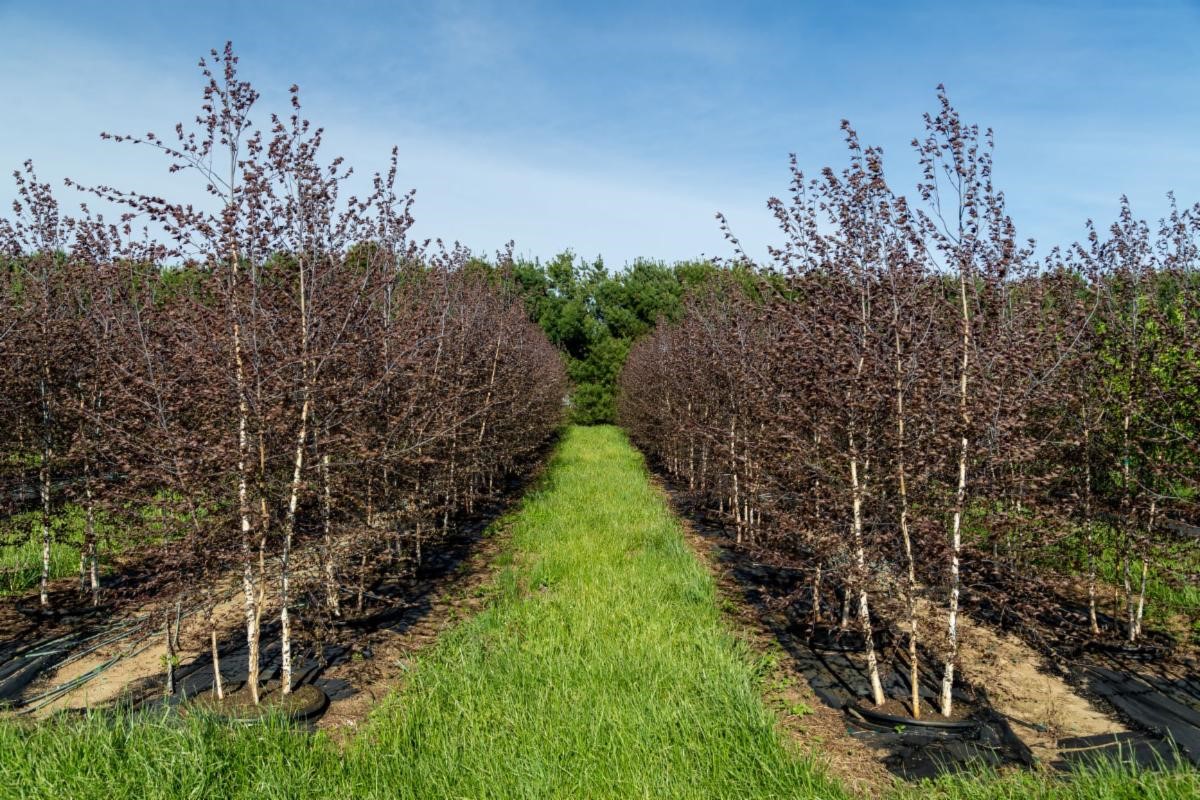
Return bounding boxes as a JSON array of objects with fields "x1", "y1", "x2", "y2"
[{"x1": 341, "y1": 424, "x2": 844, "y2": 798}]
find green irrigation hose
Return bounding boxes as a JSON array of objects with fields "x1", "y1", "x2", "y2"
[
  {"x1": 13, "y1": 602, "x2": 204, "y2": 713},
  {"x1": 21, "y1": 637, "x2": 158, "y2": 713}
]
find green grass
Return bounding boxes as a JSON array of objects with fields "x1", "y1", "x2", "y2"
[
  {"x1": 894, "y1": 759, "x2": 1198, "y2": 800},
  {"x1": 1036, "y1": 522, "x2": 1200, "y2": 644},
  {"x1": 0, "y1": 713, "x2": 339, "y2": 799},
  {"x1": 0, "y1": 507, "x2": 96, "y2": 596},
  {"x1": 0, "y1": 426, "x2": 844, "y2": 799},
  {"x1": 965, "y1": 506, "x2": 1200, "y2": 645},
  {"x1": 0, "y1": 425, "x2": 1194, "y2": 799},
  {"x1": 335, "y1": 424, "x2": 843, "y2": 799},
  {"x1": 0, "y1": 492, "x2": 200, "y2": 596}
]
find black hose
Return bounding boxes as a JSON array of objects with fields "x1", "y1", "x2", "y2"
[{"x1": 848, "y1": 702, "x2": 981, "y2": 732}]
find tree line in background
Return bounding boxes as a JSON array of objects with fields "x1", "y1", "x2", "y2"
[
  {"x1": 502, "y1": 252, "x2": 745, "y2": 424},
  {"x1": 620, "y1": 88, "x2": 1200, "y2": 719},
  {"x1": 0, "y1": 45, "x2": 566, "y2": 704}
]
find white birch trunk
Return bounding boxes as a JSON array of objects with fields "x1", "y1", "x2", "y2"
[
  {"x1": 211, "y1": 627, "x2": 224, "y2": 701},
  {"x1": 850, "y1": 452, "x2": 886, "y2": 707},
  {"x1": 941, "y1": 263, "x2": 971, "y2": 719},
  {"x1": 39, "y1": 365, "x2": 52, "y2": 608}
]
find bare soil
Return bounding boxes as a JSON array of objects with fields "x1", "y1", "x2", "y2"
[
  {"x1": 6, "y1": 516, "x2": 514, "y2": 722},
  {"x1": 29, "y1": 581, "x2": 247, "y2": 715},
  {"x1": 946, "y1": 605, "x2": 1128, "y2": 763},
  {"x1": 657, "y1": 477, "x2": 1138, "y2": 780}
]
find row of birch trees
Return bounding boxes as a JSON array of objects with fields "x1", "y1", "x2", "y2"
[
  {"x1": 0, "y1": 45, "x2": 567, "y2": 703},
  {"x1": 619, "y1": 89, "x2": 1200, "y2": 719}
]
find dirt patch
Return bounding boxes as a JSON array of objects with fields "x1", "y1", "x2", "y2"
[
  {"x1": 653, "y1": 476, "x2": 1175, "y2": 785},
  {"x1": 946, "y1": 603, "x2": 1129, "y2": 764},
  {"x1": 10, "y1": 521, "x2": 513, "y2": 723},
  {"x1": 27, "y1": 582, "x2": 246, "y2": 715}
]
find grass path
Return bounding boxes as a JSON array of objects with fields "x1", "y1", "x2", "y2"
[{"x1": 343, "y1": 424, "x2": 844, "y2": 798}]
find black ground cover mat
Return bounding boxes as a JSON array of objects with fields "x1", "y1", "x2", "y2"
[
  {"x1": 161, "y1": 521, "x2": 493, "y2": 716},
  {"x1": 100, "y1": 522, "x2": 487, "y2": 722},
  {"x1": 0, "y1": 629, "x2": 91, "y2": 708},
  {"x1": 0, "y1": 514, "x2": 490, "y2": 716},
  {"x1": 166, "y1": 465, "x2": 546, "y2": 710},
  {"x1": 1080, "y1": 664, "x2": 1200, "y2": 765},
  {"x1": 0, "y1": 452, "x2": 549, "y2": 717},
  {"x1": 1054, "y1": 730, "x2": 1184, "y2": 770}
]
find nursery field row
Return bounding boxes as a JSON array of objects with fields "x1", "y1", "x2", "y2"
[{"x1": 3, "y1": 427, "x2": 1195, "y2": 799}]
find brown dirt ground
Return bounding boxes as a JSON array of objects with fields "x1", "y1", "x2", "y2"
[
  {"x1": 31, "y1": 581, "x2": 248, "y2": 715},
  {"x1": 940, "y1": 601, "x2": 1129, "y2": 763},
  {"x1": 23, "y1": 526, "x2": 512, "y2": 725}
]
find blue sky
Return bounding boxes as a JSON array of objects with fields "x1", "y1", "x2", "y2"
[{"x1": 1, "y1": 1, "x2": 1198, "y2": 267}]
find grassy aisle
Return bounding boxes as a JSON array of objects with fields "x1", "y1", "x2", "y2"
[{"x1": 340, "y1": 424, "x2": 843, "y2": 799}]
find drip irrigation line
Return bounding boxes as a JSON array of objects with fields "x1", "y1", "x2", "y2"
[
  {"x1": 20, "y1": 656, "x2": 121, "y2": 710},
  {"x1": 10, "y1": 631, "x2": 77, "y2": 660},
  {"x1": 21, "y1": 638, "x2": 158, "y2": 714},
  {"x1": 0, "y1": 616, "x2": 148, "y2": 689},
  {"x1": 22, "y1": 645, "x2": 74, "y2": 659},
  {"x1": 50, "y1": 620, "x2": 151, "y2": 672},
  {"x1": 13, "y1": 602, "x2": 203, "y2": 713}
]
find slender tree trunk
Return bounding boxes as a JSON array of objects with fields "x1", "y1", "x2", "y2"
[
  {"x1": 730, "y1": 417, "x2": 741, "y2": 544},
  {"x1": 941, "y1": 265, "x2": 971, "y2": 719},
  {"x1": 840, "y1": 585, "x2": 851, "y2": 630},
  {"x1": 164, "y1": 616, "x2": 175, "y2": 697},
  {"x1": 233, "y1": 295, "x2": 260, "y2": 705},
  {"x1": 1084, "y1": 426, "x2": 1100, "y2": 635},
  {"x1": 39, "y1": 361, "x2": 52, "y2": 608},
  {"x1": 1133, "y1": 501, "x2": 1155, "y2": 641},
  {"x1": 279, "y1": 390, "x2": 309, "y2": 695},
  {"x1": 687, "y1": 404, "x2": 695, "y2": 491},
  {"x1": 84, "y1": 478, "x2": 99, "y2": 606},
  {"x1": 356, "y1": 552, "x2": 367, "y2": 612},
  {"x1": 1123, "y1": 555, "x2": 1135, "y2": 642},
  {"x1": 1119, "y1": 354, "x2": 1138, "y2": 642},
  {"x1": 77, "y1": 393, "x2": 100, "y2": 604},
  {"x1": 1134, "y1": 558, "x2": 1148, "y2": 640},
  {"x1": 320, "y1": 448, "x2": 339, "y2": 616},
  {"x1": 1087, "y1": 544, "x2": 1100, "y2": 635},
  {"x1": 850, "y1": 448, "x2": 886, "y2": 707},
  {"x1": 812, "y1": 566, "x2": 823, "y2": 624},
  {"x1": 211, "y1": 627, "x2": 224, "y2": 701},
  {"x1": 164, "y1": 602, "x2": 180, "y2": 697},
  {"x1": 280, "y1": 251, "x2": 314, "y2": 696},
  {"x1": 892, "y1": 297, "x2": 921, "y2": 718}
]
